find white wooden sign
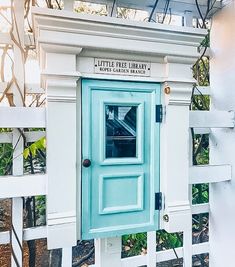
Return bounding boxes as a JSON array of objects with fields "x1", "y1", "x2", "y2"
[{"x1": 94, "y1": 58, "x2": 151, "y2": 77}]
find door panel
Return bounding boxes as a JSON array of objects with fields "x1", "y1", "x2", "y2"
[{"x1": 81, "y1": 79, "x2": 160, "y2": 239}]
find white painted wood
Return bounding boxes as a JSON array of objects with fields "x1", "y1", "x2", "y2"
[
  {"x1": 11, "y1": 198, "x2": 23, "y2": 267},
  {"x1": 95, "y1": 237, "x2": 122, "y2": 267},
  {"x1": 0, "y1": 131, "x2": 45, "y2": 144},
  {"x1": 189, "y1": 110, "x2": 235, "y2": 128},
  {"x1": 45, "y1": 52, "x2": 78, "y2": 249},
  {"x1": 189, "y1": 165, "x2": 232, "y2": 184},
  {"x1": 187, "y1": 120, "x2": 193, "y2": 267},
  {"x1": 33, "y1": 7, "x2": 207, "y2": 59},
  {"x1": 0, "y1": 174, "x2": 47, "y2": 198},
  {"x1": 193, "y1": 86, "x2": 211, "y2": 96},
  {"x1": 11, "y1": 130, "x2": 24, "y2": 267},
  {"x1": 184, "y1": 11, "x2": 193, "y2": 27},
  {"x1": 161, "y1": 82, "x2": 192, "y2": 234},
  {"x1": 0, "y1": 226, "x2": 47, "y2": 245},
  {"x1": 147, "y1": 232, "x2": 156, "y2": 266},
  {"x1": 0, "y1": 132, "x2": 13, "y2": 143},
  {"x1": 24, "y1": 131, "x2": 46, "y2": 142},
  {"x1": 76, "y1": 80, "x2": 82, "y2": 240},
  {"x1": 191, "y1": 203, "x2": 210, "y2": 215},
  {"x1": 183, "y1": 230, "x2": 192, "y2": 267},
  {"x1": 193, "y1": 128, "x2": 210, "y2": 135},
  {"x1": 23, "y1": 226, "x2": 47, "y2": 241},
  {"x1": 121, "y1": 243, "x2": 210, "y2": 266},
  {"x1": 210, "y1": 7, "x2": 235, "y2": 267},
  {"x1": 121, "y1": 254, "x2": 146, "y2": 267},
  {"x1": 62, "y1": 247, "x2": 72, "y2": 267},
  {"x1": 0, "y1": 107, "x2": 46, "y2": 128},
  {"x1": 192, "y1": 242, "x2": 209, "y2": 255}
]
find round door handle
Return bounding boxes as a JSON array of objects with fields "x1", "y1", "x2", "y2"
[{"x1": 82, "y1": 159, "x2": 91, "y2": 168}]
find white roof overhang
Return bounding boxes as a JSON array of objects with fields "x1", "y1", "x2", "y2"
[{"x1": 33, "y1": 7, "x2": 207, "y2": 59}]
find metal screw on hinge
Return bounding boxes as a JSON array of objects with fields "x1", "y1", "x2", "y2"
[{"x1": 163, "y1": 214, "x2": 169, "y2": 222}]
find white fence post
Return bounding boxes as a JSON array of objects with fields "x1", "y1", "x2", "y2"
[
  {"x1": 147, "y1": 231, "x2": 156, "y2": 267},
  {"x1": 95, "y1": 237, "x2": 122, "y2": 267},
  {"x1": 62, "y1": 247, "x2": 72, "y2": 267},
  {"x1": 183, "y1": 230, "x2": 192, "y2": 267}
]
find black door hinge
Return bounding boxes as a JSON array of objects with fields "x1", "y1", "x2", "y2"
[
  {"x1": 155, "y1": 192, "x2": 163, "y2": 210},
  {"x1": 156, "y1": 105, "x2": 163, "y2": 123}
]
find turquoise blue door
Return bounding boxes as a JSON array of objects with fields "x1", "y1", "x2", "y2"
[{"x1": 81, "y1": 79, "x2": 161, "y2": 239}]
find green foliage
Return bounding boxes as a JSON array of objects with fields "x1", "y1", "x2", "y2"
[
  {"x1": 200, "y1": 31, "x2": 210, "y2": 49},
  {"x1": 192, "y1": 184, "x2": 209, "y2": 205},
  {"x1": 0, "y1": 128, "x2": 13, "y2": 175},
  {"x1": 156, "y1": 231, "x2": 183, "y2": 251},
  {"x1": 0, "y1": 143, "x2": 13, "y2": 175},
  {"x1": 35, "y1": 195, "x2": 46, "y2": 218},
  {"x1": 35, "y1": 196, "x2": 46, "y2": 226},
  {"x1": 122, "y1": 233, "x2": 147, "y2": 257},
  {"x1": 23, "y1": 137, "x2": 46, "y2": 159}
]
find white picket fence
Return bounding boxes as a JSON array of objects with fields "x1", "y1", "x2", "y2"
[{"x1": 0, "y1": 84, "x2": 233, "y2": 266}]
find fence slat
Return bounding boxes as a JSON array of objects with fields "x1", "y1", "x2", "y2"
[
  {"x1": 189, "y1": 111, "x2": 235, "y2": 128},
  {"x1": 0, "y1": 107, "x2": 46, "y2": 128},
  {"x1": 24, "y1": 131, "x2": 46, "y2": 142},
  {"x1": 0, "y1": 174, "x2": 47, "y2": 198},
  {"x1": 193, "y1": 86, "x2": 211, "y2": 96},
  {"x1": 147, "y1": 231, "x2": 156, "y2": 266},
  {"x1": 0, "y1": 226, "x2": 47, "y2": 245},
  {"x1": 192, "y1": 242, "x2": 209, "y2": 255},
  {"x1": 189, "y1": 165, "x2": 232, "y2": 184},
  {"x1": 192, "y1": 203, "x2": 210, "y2": 215},
  {"x1": 0, "y1": 132, "x2": 13, "y2": 143},
  {"x1": 62, "y1": 247, "x2": 72, "y2": 267},
  {"x1": 0, "y1": 131, "x2": 46, "y2": 144},
  {"x1": 193, "y1": 128, "x2": 210, "y2": 135},
  {"x1": 121, "y1": 242, "x2": 210, "y2": 266}
]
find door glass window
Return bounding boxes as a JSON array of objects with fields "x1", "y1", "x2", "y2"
[{"x1": 105, "y1": 105, "x2": 137, "y2": 158}]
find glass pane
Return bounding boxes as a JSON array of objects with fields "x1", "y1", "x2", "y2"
[{"x1": 105, "y1": 105, "x2": 137, "y2": 158}]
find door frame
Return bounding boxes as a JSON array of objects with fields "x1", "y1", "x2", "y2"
[{"x1": 81, "y1": 78, "x2": 161, "y2": 239}]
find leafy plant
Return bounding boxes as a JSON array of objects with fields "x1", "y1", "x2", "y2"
[{"x1": 122, "y1": 233, "x2": 147, "y2": 257}]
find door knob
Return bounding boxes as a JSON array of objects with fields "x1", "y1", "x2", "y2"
[{"x1": 82, "y1": 159, "x2": 91, "y2": 167}]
